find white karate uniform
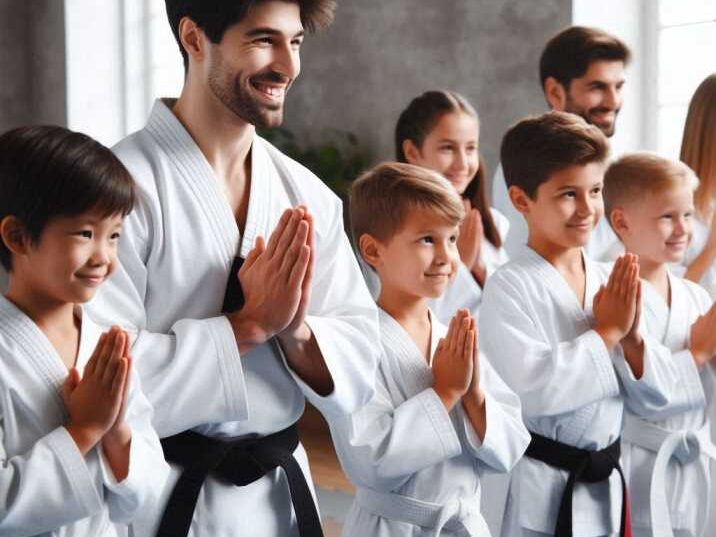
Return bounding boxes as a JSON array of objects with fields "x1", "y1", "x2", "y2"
[
  {"x1": 491, "y1": 165, "x2": 621, "y2": 263},
  {"x1": 430, "y1": 209, "x2": 510, "y2": 325},
  {"x1": 87, "y1": 99, "x2": 380, "y2": 536},
  {"x1": 331, "y1": 308, "x2": 530, "y2": 537},
  {"x1": 0, "y1": 295, "x2": 167, "y2": 537},
  {"x1": 621, "y1": 273, "x2": 716, "y2": 537},
  {"x1": 479, "y1": 247, "x2": 688, "y2": 537},
  {"x1": 682, "y1": 216, "x2": 716, "y2": 299}
]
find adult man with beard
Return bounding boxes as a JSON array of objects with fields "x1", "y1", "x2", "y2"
[
  {"x1": 87, "y1": 1, "x2": 380, "y2": 536},
  {"x1": 492, "y1": 26, "x2": 631, "y2": 260}
]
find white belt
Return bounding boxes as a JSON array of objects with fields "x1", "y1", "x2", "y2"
[
  {"x1": 622, "y1": 415, "x2": 716, "y2": 537},
  {"x1": 355, "y1": 487, "x2": 487, "y2": 537}
]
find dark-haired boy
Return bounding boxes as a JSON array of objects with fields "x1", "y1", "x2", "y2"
[
  {"x1": 86, "y1": 1, "x2": 380, "y2": 537},
  {"x1": 493, "y1": 26, "x2": 631, "y2": 261},
  {"x1": 0, "y1": 126, "x2": 167, "y2": 536},
  {"x1": 480, "y1": 112, "x2": 683, "y2": 537}
]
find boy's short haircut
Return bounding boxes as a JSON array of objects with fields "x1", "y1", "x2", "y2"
[
  {"x1": 0, "y1": 125, "x2": 136, "y2": 271},
  {"x1": 165, "y1": 0, "x2": 336, "y2": 71},
  {"x1": 350, "y1": 162, "x2": 465, "y2": 245},
  {"x1": 500, "y1": 111, "x2": 609, "y2": 199},
  {"x1": 603, "y1": 152, "x2": 699, "y2": 218},
  {"x1": 539, "y1": 26, "x2": 631, "y2": 89}
]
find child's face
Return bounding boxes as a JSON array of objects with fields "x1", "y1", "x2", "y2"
[
  {"x1": 374, "y1": 207, "x2": 460, "y2": 301},
  {"x1": 18, "y1": 209, "x2": 123, "y2": 304},
  {"x1": 617, "y1": 183, "x2": 693, "y2": 265},
  {"x1": 520, "y1": 162, "x2": 605, "y2": 251},
  {"x1": 406, "y1": 112, "x2": 479, "y2": 195}
]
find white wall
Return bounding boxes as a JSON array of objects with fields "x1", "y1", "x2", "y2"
[
  {"x1": 572, "y1": 0, "x2": 651, "y2": 154},
  {"x1": 65, "y1": 0, "x2": 125, "y2": 146}
]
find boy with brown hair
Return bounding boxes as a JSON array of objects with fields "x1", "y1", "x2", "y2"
[
  {"x1": 330, "y1": 162, "x2": 529, "y2": 537},
  {"x1": 480, "y1": 112, "x2": 681, "y2": 537},
  {"x1": 604, "y1": 153, "x2": 716, "y2": 537},
  {"x1": 493, "y1": 25, "x2": 631, "y2": 260}
]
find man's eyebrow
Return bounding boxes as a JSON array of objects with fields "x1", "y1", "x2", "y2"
[{"x1": 245, "y1": 27, "x2": 305, "y2": 39}]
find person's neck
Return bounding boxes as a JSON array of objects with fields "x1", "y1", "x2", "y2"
[
  {"x1": 527, "y1": 233, "x2": 583, "y2": 274},
  {"x1": 4, "y1": 279, "x2": 77, "y2": 339},
  {"x1": 172, "y1": 78, "x2": 255, "y2": 186},
  {"x1": 634, "y1": 254, "x2": 670, "y2": 304},
  {"x1": 377, "y1": 287, "x2": 429, "y2": 326}
]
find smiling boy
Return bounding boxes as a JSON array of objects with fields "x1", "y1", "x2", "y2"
[
  {"x1": 604, "y1": 153, "x2": 716, "y2": 537},
  {"x1": 480, "y1": 112, "x2": 683, "y2": 537},
  {"x1": 329, "y1": 162, "x2": 528, "y2": 537}
]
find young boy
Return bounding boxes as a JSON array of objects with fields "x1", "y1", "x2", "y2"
[
  {"x1": 479, "y1": 112, "x2": 686, "y2": 537},
  {"x1": 604, "y1": 153, "x2": 716, "y2": 537},
  {"x1": 330, "y1": 162, "x2": 529, "y2": 536},
  {"x1": 0, "y1": 126, "x2": 167, "y2": 536}
]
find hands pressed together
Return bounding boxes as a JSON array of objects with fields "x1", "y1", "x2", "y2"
[
  {"x1": 228, "y1": 206, "x2": 315, "y2": 354},
  {"x1": 63, "y1": 327, "x2": 132, "y2": 479},
  {"x1": 689, "y1": 302, "x2": 716, "y2": 368},
  {"x1": 432, "y1": 310, "x2": 484, "y2": 408},
  {"x1": 593, "y1": 253, "x2": 644, "y2": 377}
]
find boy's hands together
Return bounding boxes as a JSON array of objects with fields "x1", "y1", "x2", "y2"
[
  {"x1": 690, "y1": 303, "x2": 716, "y2": 367},
  {"x1": 594, "y1": 254, "x2": 640, "y2": 350},
  {"x1": 433, "y1": 309, "x2": 475, "y2": 411},
  {"x1": 62, "y1": 327, "x2": 130, "y2": 455}
]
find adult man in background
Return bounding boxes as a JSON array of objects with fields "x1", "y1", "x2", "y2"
[{"x1": 492, "y1": 26, "x2": 630, "y2": 260}]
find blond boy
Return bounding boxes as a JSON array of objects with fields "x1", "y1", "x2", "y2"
[
  {"x1": 605, "y1": 153, "x2": 716, "y2": 537},
  {"x1": 329, "y1": 162, "x2": 529, "y2": 537}
]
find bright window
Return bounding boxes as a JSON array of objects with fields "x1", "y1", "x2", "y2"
[{"x1": 656, "y1": 0, "x2": 716, "y2": 157}]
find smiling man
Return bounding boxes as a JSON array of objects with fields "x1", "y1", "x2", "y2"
[
  {"x1": 492, "y1": 26, "x2": 631, "y2": 259},
  {"x1": 87, "y1": 1, "x2": 380, "y2": 536}
]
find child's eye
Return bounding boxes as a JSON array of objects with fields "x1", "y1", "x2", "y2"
[
  {"x1": 449, "y1": 235, "x2": 458, "y2": 243},
  {"x1": 684, "y1": 212, "x2": 693, "y2": 219},
  {"x1": 439, "y1": 146, "x2": 453, "y2": 152},
  {"x1": 75, "y1": 230, "x2": 92, "y2": 239},
  {"x1": 562, "y1": 191, "x2": 576, "y2": 198},
  {"x1": 590, "y1": 186, "x2": 603, "y2": 195},
  {"x1": 110, "y1": 231, "x2": 121, "y2": 240},
  {"x1": 420, "y1": 236, "x2": 434, "y2": 244}
]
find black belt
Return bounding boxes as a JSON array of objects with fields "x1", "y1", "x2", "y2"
[
  {"x1": 525, "y1": 432, "x2": 631, "y2": 537},
  {"x1": 156, "y1": 424, "x2": 323, "y2": 537}
]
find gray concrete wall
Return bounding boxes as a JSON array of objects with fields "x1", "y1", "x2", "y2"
[
  {"x1": 0, "y1": 0, "x2": 66, "y2": 132},
  {"x1": 284, "y1": 0, "x2": 572, "y2": 182}
]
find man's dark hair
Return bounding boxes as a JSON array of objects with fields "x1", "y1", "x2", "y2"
[
  {"x1": 166, "y1": 0, "x2": 336, "y2": 71},
  {"x1": 539, "y1": 26, "x2": 631, "y2": 89},
  {"x1": 500, "y1": 111, "x2": 609, "y2": 199},
  {"x1": 0, "y1": 126, "x2": 135, "y2": 271}
]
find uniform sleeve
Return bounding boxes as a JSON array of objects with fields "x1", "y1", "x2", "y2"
[
  {"x1": 479, "y1": 272, "x2": 621, "y2": 418},
  {"x1": 0, "y1": 422, "x2": 103, "y2": 536},
  {"x1": 281, "y1": 196, "x2": 380, "y2": 418},
  {"x1": 329, "y1": 365, "x2": 462, "y2": 493},
  {"x1": 458, "y1": 352, "x2": 530, "y2": 473},
  {"x1": 87, "y1": 194, "x2": 248, "y2": 437},
  {"x1": 614, "y1": 336, "x2": 705, "y2": 419},
  {"x1": 98, "y1": 367, "x2": 170, "y2": 523}
]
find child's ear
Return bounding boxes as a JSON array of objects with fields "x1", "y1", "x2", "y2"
[
  {"x1": 609, "y1": 208, "x2": 629, "y2": 239},
  {"x1": 359, "y1": 233, "x2": 382, "y2": 269},
  {"x1": 0, "y1": 216, "x2": 29, "y2": 256},
  {"x1": 544, "y1": 76, "x2": 567, "y2": 111},
  {"x1": 402, "y1": 139, "x2": 422, "y2": 165},
  {"x1": 508, "y1": 185, "x2": 531, "y2": 215}
]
